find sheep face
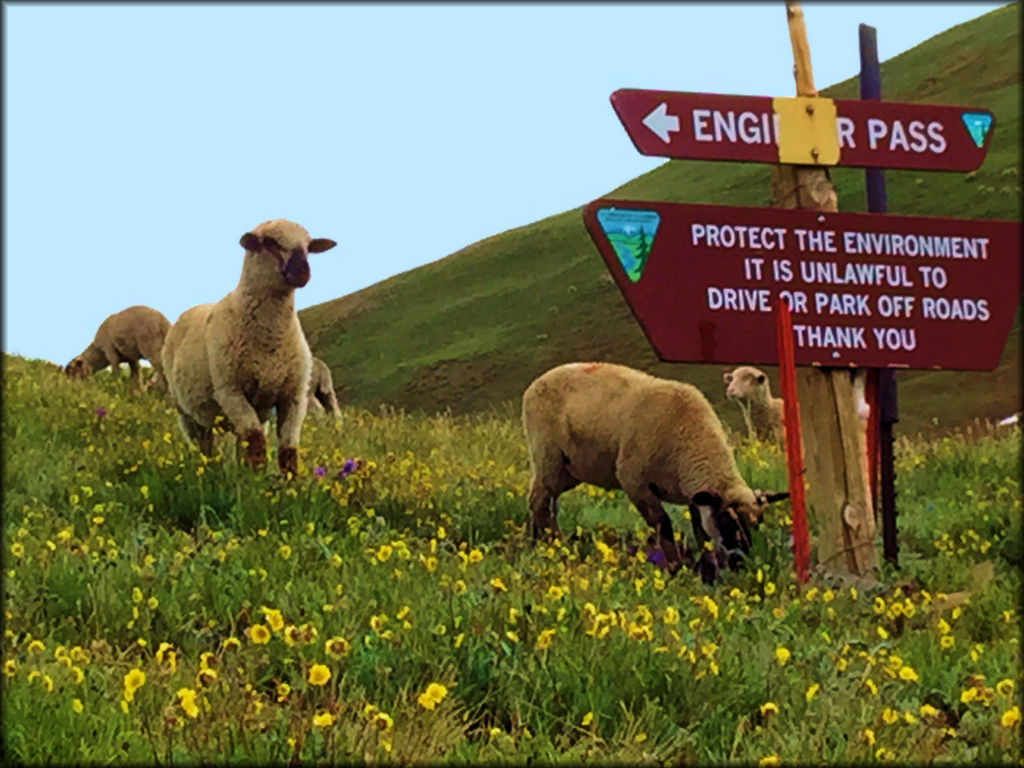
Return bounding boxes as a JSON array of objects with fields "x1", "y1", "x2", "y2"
[
  {"x1": 239, "y1": 219, "x2": 336, "y2": 290},
  {"x1": 727, "y1": 489, "x2": 790, "y2": 530},
  {"x1": 723, "y1": 366, "x2": 769, "y2": 400},
  {"x1": 64, "y1": 357, "x2": 92, "y2": 379}
]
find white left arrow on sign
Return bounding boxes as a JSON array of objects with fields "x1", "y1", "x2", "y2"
[{"x1": 642, "y1": 103, "x2": 680, "y2": 143}]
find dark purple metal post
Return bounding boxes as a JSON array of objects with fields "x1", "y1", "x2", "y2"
[{"x1": 860, "y1": 23, "x2": 899, "y2": 568}]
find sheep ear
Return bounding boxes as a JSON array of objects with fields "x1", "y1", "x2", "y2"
[
  {"x1": 240, "y1": 232, "x2": 262, "y2": 252},
  {"x1": 308, "y1": 238, "x2": 337, "y2": 254}
]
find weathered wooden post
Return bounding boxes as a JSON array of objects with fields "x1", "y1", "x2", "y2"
[{"x1": 771, "y1": 0, "x2": 878, "y2": 579}]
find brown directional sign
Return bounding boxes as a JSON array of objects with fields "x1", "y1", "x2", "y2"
[
  {"x1": 584, "y1": 198, "x2": 1020, "y2": 370},
  {"x1": 611, "y1": 89, "x2": 995, "y2": 171}
]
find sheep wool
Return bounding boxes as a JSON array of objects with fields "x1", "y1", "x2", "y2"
[
  {"x1": 307, "y1": 356, "x2": 341, "y2": 419},
  {"x1": 65, "y1": 305, "x2": 171, "y2": 389},
  {"x1": 161, "y1": 219, "x2": 337, "y2": 474},
  {"x1": 522, "y1": 362, "x2": 787, "y2": 579},
  {"x1": 723, "y1": 366, "x2": 784, "y2": 443}
]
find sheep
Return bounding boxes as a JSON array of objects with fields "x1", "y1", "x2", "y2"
[
  {"x1": 160, "y1": 219, "x2": 336, "y2": 475},
  {"x1": 64, "y1": 305, "x2": 171, "y2": 390},
  {"x1": 306, "y1": 356, "x2": 341, "y2": 419},
  {"x1": 522, "y1": 362, "x2": 788, "y2": 581},
  {"x1": 723, "y1": 366, "x2": 784, "y2": 443}
]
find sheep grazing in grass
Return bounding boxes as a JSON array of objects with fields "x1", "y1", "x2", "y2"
[
  {"x1": 64, "y1": 305, "x2": 171, "y2": 390},
  {"x1": 161, "y1": 219, "x2": 337, "y2": 475},
  {"x1": 522, "y1": 362, "x2": 788, "y2": 582},
  {"x1": 723, "y1": 366, "x2": 784, "y2": 443},
  {"x1": 306, "y1": 356, "x2": 341, "y2": 418}
]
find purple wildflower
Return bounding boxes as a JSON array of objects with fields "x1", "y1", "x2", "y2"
[
  {"x1": 95, "y1": 407, "x2": 107, "y2": 419},
  {"x1": 646, "y1": 549, "x2": 667, "y2": 567},
  {"x1": 313, "y1": 466, "x2": 327, "y2": 477},
  {"x1": 337, "y1": 458, "x2": 359, "y2": 480}
]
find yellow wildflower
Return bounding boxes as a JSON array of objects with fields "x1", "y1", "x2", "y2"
[
  {"x1": 1001, "y1": 706, "x2": 1021, "y2": 728},
  {"x1": 535, "y1": 628, "x2": 556, "y2": 651},
  {"x1": 760, "y1": 702, "x2": 779, "y2": 717},
  {"x1": 249, "y1": 624, "x2": 271, "y2": 645},
  {"x1": 308, "y1": 664, "x2": 331, "y2": 687},
  {"x1": 417, "y1": 682, "x2": 449, "y2": 711},
  {"x1": 178, "y1": 688, "x2": 199, "y2": 718},
  {"x1": 222, "y1": 636, "x2": 241, "y2": 652},
  {"x1": 312, "y1": 710, "x2": 335, "y2": 728},
  {"x1": 996, "y1": 679, "x2": 1014, "y2": 698},
  {"x1": 123, "y1": 668, "x2": 146, "y2": 702},
  {"x1": 132, "y1": 587, "x2": 143, "y2": 604},
  {"x1": 863, "y1": 728, "x2": 875, "y2": 745},
  {"x1": 3, "y1": 660, "x2": 15, "y2": 676},
  {"x1": 453, "y1": 580, "x2": 467, "y2": 595},
  {"x1": 260, "y1": 607, "x2": 284, "y2": 633},
  {"x1": 490, "y1": 577, "x2": 508, "y2": 593},
  {"x1": 940, "y1": 635, "x2": 954, "y2": 650},
  {"x1": 805, "y1": 683, "x2": 820, "y2": 701},
  {"x1": 27, "y1": 640, "x2": 44, "y2": 655},
  {"x1": 898, "y1": 665, "x2": 919, "y2": 682},
  {"x1": 468, "y1": 548, "x2": 484, "y2": 564},
  {"x1": 759, "y1": 756, "x2": 781, "y2": 766},
  {"x1": 774, "y1": 646, "x2": 791, "y2": 666},
  {"x1": 882, "y1": 707, "x2": 899, "y2": 724},
  {"x1": 276, "y1": 682, "x2": 291, "y2": 702},
  {"x1": 582, "y1": 711, "x2": 594, "y2": 726},
  {"x1": 375, "y1": 544, "x2": 393, "y2": 562},
  {"x1": 325, "y1": 636, "x2": 351, "y2": 659},
  {"x1": 546, "y1": 585, "x2": 566, "y2": 601},
  {"x1": 71, "y1": 698, "x2": 83, "y2": 714}
]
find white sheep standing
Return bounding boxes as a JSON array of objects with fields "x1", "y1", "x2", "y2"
[
  {"x1": 65, "y1": 305, "x2": 171, "y2": 389},
  {"x1": 160, "y1": 219, "x2": 336, "y2": 474},
  {"x1": 306, "y1": 356, "x2": 341, "y2": 419},
  {"x1": 522, "y1": 362, "x2": 788, "y2": 581},
  {"x1": 723, "y1": 366, "x2": 784, "y2": 443}
]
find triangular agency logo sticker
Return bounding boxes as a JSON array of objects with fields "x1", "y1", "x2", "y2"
[
  {"x1": 961, "y1": 111, "x2": 993, "y2": 149},
  {"x1": 595, "y1": 207, "x2": 660, "y2": 283}
]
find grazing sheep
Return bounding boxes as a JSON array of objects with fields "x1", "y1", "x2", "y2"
[
  {"x1": 64, "y1": 305, "x2": 171, "y2": 389},
  {"x1": 723, "y1": 366, "x2": 784, "y2": 443},
  {"x1": 306, "y1": 356, "x2": 341, "y2": 418},
  {"x1": 161, "y1": 219, "x2": 336, "y2": 474},
  {"x1": 522, "y1": 362, "x2": 788, "y2": 581}
]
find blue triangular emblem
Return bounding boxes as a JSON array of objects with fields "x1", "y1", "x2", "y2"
[
  {"x1": 961, "y1": 112, "x2": 993, "y2": 148},
  {"x1": 595, "y1": 207, "x2": 660, "y2": 283}
]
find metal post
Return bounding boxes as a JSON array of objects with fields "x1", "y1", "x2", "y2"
[{"x1": 859, "y1": 23, "x2": 899, "y2": 568}]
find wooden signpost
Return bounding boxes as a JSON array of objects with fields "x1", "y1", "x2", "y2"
[{"x1": 585, "y1": 0, "x2": 1021, "y2": 581}]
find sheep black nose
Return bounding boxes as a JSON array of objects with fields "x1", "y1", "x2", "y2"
[{"x1": 281, "y1": 254, "x2": 310, "y2": 288}]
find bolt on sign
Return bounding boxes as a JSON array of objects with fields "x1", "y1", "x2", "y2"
[
  {"x1": 611, "y1": 89, "x2": 995, "y2": 171},
  {"x1": 584, "y1": 199, "x2": 1020, "y2": 371}
]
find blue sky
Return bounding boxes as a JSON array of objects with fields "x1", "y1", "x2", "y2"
[{"x1": 3, "y1": 2, "x2": 1005, "y2": 367}]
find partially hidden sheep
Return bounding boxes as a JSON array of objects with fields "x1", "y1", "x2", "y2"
[
  {"x1": 522, "y1": 362, "x2": 788, "y2": 581},
  {"x1": 65, "y1": 305, "x2": 171, "y2": 389},
  {"x1": 723, "y1": 366, "x2": 784, "y2": 443},
  {"x1": 161, "y1": 219, "x2": 336, "y2": 474},
  {"x1": 306, "y1": 356, "x2": 341, "y2": 418}
]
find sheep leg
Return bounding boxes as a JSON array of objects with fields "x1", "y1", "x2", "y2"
[
  {"x1": 214, "y1": 391, "x2": 267, "y2": 469},
  {"x1": 635, "y1": 498, "x2": 687, "y2": 575},
  {"x1": 100, "y1": 344, "x2": 122, "y2": 379},
  {"x1": 689, "y1": 500, "x2": 728, "y2": 584},
  {"x1": 177, "y1": 412, "x2": 215, "y2": 457},
  {"x1": 275, "y1": 395, "x2": 307, "y2": 477},
  {"x1": 527, "y1": 479, "x2": 563, "y2": 541},
  {"x1": 127, "y1": 360, "x2": 141, "y2": 389}
]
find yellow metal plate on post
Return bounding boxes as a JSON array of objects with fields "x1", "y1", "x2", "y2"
[{"x1": 773, "y1": 96, "x2": 840, "y2": 166}]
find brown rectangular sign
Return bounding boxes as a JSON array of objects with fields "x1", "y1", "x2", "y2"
[
  {"x1": 611, "y1": 89, "x2": 995, "y2": 171},
  {"x1": 584, "y1": 199, "x2": 1020, "y2": 370}
]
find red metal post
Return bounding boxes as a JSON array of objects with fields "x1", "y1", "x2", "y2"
[{"x1": 775, "y1": 296, "x2": 809, "y2": 583}]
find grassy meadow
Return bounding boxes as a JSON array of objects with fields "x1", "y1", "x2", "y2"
[{"x1": 2, "y1": 354, "x2": 1021, "y2": 764}]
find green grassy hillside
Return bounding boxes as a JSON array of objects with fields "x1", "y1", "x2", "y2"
[{"x1": 300, "y1": 3, "x2": 1021, "y2": 436}]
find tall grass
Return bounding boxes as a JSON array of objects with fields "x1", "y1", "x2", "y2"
[{"x1": 2, "y1": 354, "x2": 1020, "y2": 763}]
